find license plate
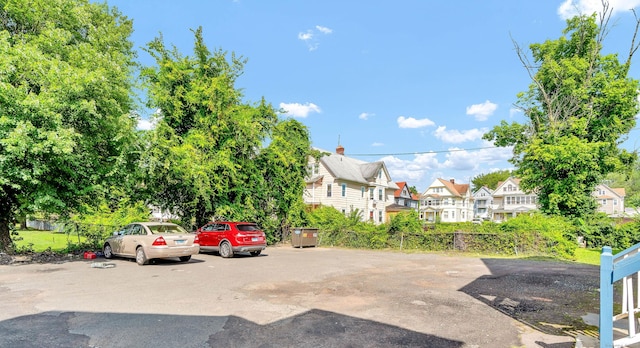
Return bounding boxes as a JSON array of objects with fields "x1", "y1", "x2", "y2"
[
  {"x1": 252, "y1": 237, "x2": 258, "y2": 242},
  {"x1": 175, "y1": 240, "x2": 186, "y2": 245}
]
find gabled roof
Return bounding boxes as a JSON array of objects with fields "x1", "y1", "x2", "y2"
[
  {"x1": 394, "y1": 182, "x2": 408, "y2": 198},
  {"x1": 394, "y1": 182, "x2": 420, "y2": 200},
  {"x1": 496, "y1": 177, "x2": 521, "y2": 188},
  {"x1": 473, "y1": 186, "x2": 493, "y2": 194},
  {"x1": 595, "y1": 184, "x2": 626, "y2": 198},
  {"x1": 438, "y1": 178, "x2": 469, "y2": 197},
  {"x1": 613, "y1": 188, "x2": 626, "y2": 197},
  {"x1": 318, "y1": 149, "x2": 399, "y2": 189}
]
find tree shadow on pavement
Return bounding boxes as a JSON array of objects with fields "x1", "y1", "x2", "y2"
[
  {"x1": 0, "y1": 310, "x2": 464, "y2": 348},
  {"x1": 459, "y1": 257, "x2": 600, "y2": 339}
]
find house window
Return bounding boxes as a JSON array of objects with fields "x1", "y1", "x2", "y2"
[
  {"x1": 601, "y1": 199, "x2": 607, "y2": 205},
  {"x1": 369, "y1": 188, "x2": 374, "y2": 200},
  {"x1": 614, "y1": 200, "x2": 618, "y2": 205},
  {"x1": 444, "y1": 211, "x2": 449, "y2": 219},
  {"x1": 369, "y1": 210, "x2": 374, "y2": 221},
  {"x1": 313, "y1": 163, "x2": 319, "y2": 174},
  {"x1": 378, "y1": 210, "x2": 383, "y2": 222},
  {"x1": 361, "y1": 186, "x2": 365, "y2": 198},
  {"x1": 378, "y1": 170, "x2": 382, "y2": 179},
  {"x1": 341, "y1": 208, "x2": 346, "y2": 215},
  {"x1": 326, "y1": 184, "x2": 332, "y2": 197},
  {"x1": 341, "y1": 184, "x2": 346, "y2": 197},
  {"x1": 452, "y1": 211, "x2": 455, "y2": 219},
  {"x1": 378, "y1": 189, "x2": 383, "y2": 201}
]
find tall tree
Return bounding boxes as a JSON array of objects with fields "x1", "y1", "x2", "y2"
[
  {"x1": 471, "y1": 170, "x2": 513, "y2": 192},
  {"x1": 0, "y1": 0, "x2": 137, "y2": 251},
  {"x1": 140, "y1": 28, "x2": 285, "y2": 229},
  {"x1": 484, "y1": 5, "x2": 639, "y2": 219},
  {"x1": 257, "y1": 119, "x2": 311, "y2": 240}
]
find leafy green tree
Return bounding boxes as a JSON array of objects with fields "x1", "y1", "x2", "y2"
[
  {"x1": 0, "y1": 0, "x2": 137, "y2": 251},
  {"x1": 484, "y1": 8, "x2": 639, "y2": 219},
  {"x1": 140, "y1": 28, "x2": 312, "y2": 237},
  {"x1": 140, "y1": 27, "x2": 279, "y2": 229},
  {"x1": 257, "y1": 119, "x2": 311, "y2": 241},
  {"x1": 471, "y1": 170, "x2": 512, "y2": 192}
]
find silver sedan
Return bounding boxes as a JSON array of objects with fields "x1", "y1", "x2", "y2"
[{"x1": 103, "y1": 222, "x2": 200, "y2": 265}]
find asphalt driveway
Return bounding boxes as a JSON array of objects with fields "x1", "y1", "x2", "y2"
[{"x1": 0, "y1": 246, "x2": 598, "y2": 347}]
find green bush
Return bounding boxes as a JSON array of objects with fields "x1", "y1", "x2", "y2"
[
  {"x1": 574, "y1": 213, "x2": 640, "y2": 250},
  {"x1": 499, "y1": 213, "x2": 576, "y2": 259},
  {"x1": 307, "y1": 207, "x2": 580, "y2": 259}
]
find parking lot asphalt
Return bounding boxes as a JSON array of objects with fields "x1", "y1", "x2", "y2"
[{"x1": 0, "y1": 246, "x2": 596, "y2": 348}]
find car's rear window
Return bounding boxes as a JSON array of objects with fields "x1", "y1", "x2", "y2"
[
  {"x1": 148, "y1": 224, "x2": 187, "y2": 234},
  {"x1": 237, "y1": 224, "x2": 259, "y2": 231}
]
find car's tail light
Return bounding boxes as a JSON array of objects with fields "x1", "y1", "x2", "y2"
[
  {"x1": 152, "y1": 236, "x2": 167, "y2": 246},
  {"x1": 193, "y1": 235, "x2": 200, "y2": 244}
]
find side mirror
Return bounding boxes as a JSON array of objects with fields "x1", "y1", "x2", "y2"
[{"x1": 113, "y1": 231, "x2": 120, "y2": 236}]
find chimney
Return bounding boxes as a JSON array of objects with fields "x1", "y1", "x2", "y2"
[
  {"x1": 336, "y1": 145, "x2": 345, "y2": 155},
  {"x1": 450, "y1": 179, "x2": 455, "y2": 184}
]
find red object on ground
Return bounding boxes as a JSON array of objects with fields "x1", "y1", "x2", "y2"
[{"x1": 83, "y1": 252, "x2": 97, "y2": 259}]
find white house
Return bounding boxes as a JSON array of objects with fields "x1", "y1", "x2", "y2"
[
  {"x1": 472, "y1": 186, "x2": 493, "y2": 220},
  {"x1": 304, "y1": 146, "x2": 399, "y2": 225},
  {"x1": 491, "y1": 177, "x2": 538, "y2": 222},
  {"x1": 593, "y1": 184, "x2": 625, "y2": 216},
  {"x1": 419, "y1": 179, "x2": 473, "y2": 223}
]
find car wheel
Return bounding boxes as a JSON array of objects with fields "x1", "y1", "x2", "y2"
[
  {"x1": 103, "y1": 244, "x2": 113, "y2": 259},
  {"x1": 250, "y1": 251, "x2": 261, "y2": 257},
  {"x1": 179, "y1": 256, "x2": 191, "y2": 262},
  {"x1": 136, "y1": 247, "x2": 148, "y2": 265},
  {"x1": 219, "y1": 241, "x2": 234, "y2": 258}
]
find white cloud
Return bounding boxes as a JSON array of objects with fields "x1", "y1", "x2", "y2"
[
  {"x1": 359, "y1": 112, "x2": 374, "y2": 120},
  {"x1": 279, "y1": 102, "x2": 321, "y2": 118},
  {"x1": 137, "y1": 118, "x2": 155, "y2": 131},
  {"x1": 558, "y1": 0, "x2": 640, "y2": 20},
  {"x1": 380, "y1": 141, "x2": 514, "y2": 192},
  {"x1": 442, "y1": 148, "x2": 479, "y2": 171},
  {"x1": 316, "y1": 25, "x2": 333, "y2": 34},
  {"x1": 509, "y1": 107, "x2": 522, "y2": 118},
  {"x1": 433, "y1": 126, "x2": 486, "y2": 143},
  {"x1": 371, "y1": 142, "x2": 384, "y2": 147},
  {"x1": 298, "y1": 25, "x2": 333, "y2": 51},
  {"x1": 382, "y1": 153, "x2": 439, "y2": 183},
  {"x1": 298, "y1": 31, "x2": 313, "y2": 41},
  {"x1": 397, "y1": 116, "x2": 435, "y2": 128},
  {"x1": 466, "y1": 100, "x2": 498, "y2": 121}
]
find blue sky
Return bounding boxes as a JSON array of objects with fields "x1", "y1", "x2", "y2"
[{"x1": 105, "y1": 0, "x2": 640, "y2": 193}]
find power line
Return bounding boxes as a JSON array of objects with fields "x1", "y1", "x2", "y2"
[
  {"x1": 348, "y1": 146, "x2": 499, "y2": 157},
  {"x1": 348, "y1": 125, "x2": 640, "y2": 157}
]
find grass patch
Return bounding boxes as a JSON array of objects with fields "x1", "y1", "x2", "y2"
[
  {"x1": 12, "y1": 229, "x2": 87, "y2": 252},
  {"x1": 572, "y1": 247, "x2": 624, "y2": 266}
]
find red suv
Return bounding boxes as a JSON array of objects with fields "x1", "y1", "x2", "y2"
[{"x1": 195, "y1": 221, "x2": 267, "y2": 258}]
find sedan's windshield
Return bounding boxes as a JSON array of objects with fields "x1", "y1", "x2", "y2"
[{"x1": 148, "y1": 224, "x2": 188, "y2": 234}]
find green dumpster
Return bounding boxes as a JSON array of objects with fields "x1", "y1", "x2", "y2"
[{"x1": 291, "y1": 228, "x2": 318, "y2": 248}]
